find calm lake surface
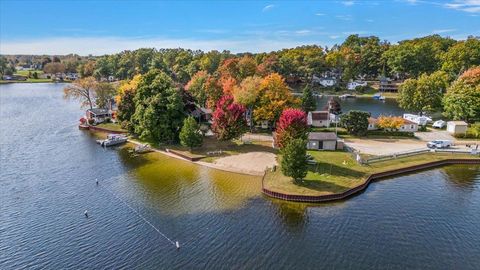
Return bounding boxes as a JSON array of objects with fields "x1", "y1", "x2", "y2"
[
  {"x1": 315, "y1": 95, "x2": 405, "y2": 117},
  {"x1": 1, "y1": 83, "x2": 479, "y2": 269}
]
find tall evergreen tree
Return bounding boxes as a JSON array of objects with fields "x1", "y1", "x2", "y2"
[
  {"x1": 281, "y1": 139, "x2": 308, "y2": 182},
  {"x1": 179, "y1": 116, "x2": 203, "y2": 149},
  {"x1": 301, "y1": 85, "x2": 316, "y2": 112}
]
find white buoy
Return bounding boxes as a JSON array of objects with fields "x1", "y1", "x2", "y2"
[
  {"x1": 176, "y1": 241, "x2": 180, "y2": 249},
  {"x1": 84, "y1": 210, "x2": 88, "y2": 218}
]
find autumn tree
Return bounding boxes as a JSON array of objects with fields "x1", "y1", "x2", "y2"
[
  {"x1": 205, "y1": 76, "x2": 223, "y2": 109},
  {"x1": 131, "y1": 69, "x2": 184, "y2": 143},
  {"x1": 275, "y1": 108, "x2": 308, "y2": 149},
  {"x1": 78, "y1": 60, "x2": 96, "y2": 77},
  {"x1": 116, "y1": 75, "x2": 141, "y2": 130},
  {"x1": 179, "y1": 116, "x2": 203, "y2": 149},
  {"x1": 443, "y1": 66, "x2": 480, "y2": 122},
  {"x1": 301, "y1": 85, "x2": 316, "y2": 112},
  {"x1": 376, "y1": 116, "x2": 405, "y2": 131},
  {"x1": 254, "y1": 73, "x2": 296, "y2": 126},
  {"x1": 398, "y1": 71, "x2": 450, "y2": 113},
  {"x1": 233, "y1": 76, "x2": 262, "y2": 128},
  {"x1": 220, "y1": 75, "x2": 237, "y2": 95},
  {"x1": 281, "y1": 138, "x2": 308, "y2": 182},
  {"x1": 237, "y1": 55, "x2": 257, "y2": 79},
  {"x1": 116, "y1": 75, "x2": 141, "y2": 124},
  {"x1": 211, "y1": 95, "x2": 247, "y2": 140},
  {"x1": 63, "y1": 77, "x2": 97, "y2": 109},
  {"x1": 185, "y1": 71, "x2": 209, "y2": 107},
  {"x1": 43, "y1": 62, "x2": 65, "y2": 75}
]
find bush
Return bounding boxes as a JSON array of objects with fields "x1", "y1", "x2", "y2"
[
  {"x1": 87, "y1": 119, "x2": 95, "y2": 125},
  {"x1": 418, "y1": 125, "x2": 427, "y2": 132},
  {"x1": 355, "y1": 85, "x2": 373, "y2": 94},
  {"x1": 367, "y1": 130, "x2": 414, "y2": 137}
]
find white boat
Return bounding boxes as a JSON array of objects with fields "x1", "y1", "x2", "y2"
[
  {"x1": 372, "y1": 93, "x2": 382, "y2": 99},
  {"x1": 97, "y1": 134, "x2": 128, "y2": 147},
  {"x1": 379, "y1": 96, "x2": 386, "y2": 101}
]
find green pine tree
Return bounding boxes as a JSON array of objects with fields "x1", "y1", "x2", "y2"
[
  {"x1": 281, "y1": 138, "x2": 308, "y2": 182},
  {"x1": 301, "y1": 85, "x2": 317, "y2": 112},
  {"x1": 179, "y1": 116, "x2": 203, "y2": 149}
]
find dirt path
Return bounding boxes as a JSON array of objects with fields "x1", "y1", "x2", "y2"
[{"x1": 204, "y1": 152, "x2": 277, "y2": 176}]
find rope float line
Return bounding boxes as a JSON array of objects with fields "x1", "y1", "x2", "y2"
[{"x1": 95, "y1": 179, "x2": 180, "y2": 249}]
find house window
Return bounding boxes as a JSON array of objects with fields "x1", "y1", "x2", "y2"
[{"x1": 411, "y1": 125, "x2": 414, "y2": 129}]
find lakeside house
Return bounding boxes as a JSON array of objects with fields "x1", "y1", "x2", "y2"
[
  {"x1": 347, "y1": 80, "x2": 367, "y2": 90},
  {"x1": 307, "y1": 132, "x2": 343, "y2": 150},
  {"x1": 368, "y1": 117, "x2": 419, "y2": 132},
  {"x1": 2, "y1": 75, "x2": 27, "y2": 81},
  {"x1": 403, "y1": 113, "x2": 432, "y2": 126},
  {"x1": 307, "y1": 111, "x2": 334, "y2": 127},
  {"x1": 312, "y1": 75, "x2": 337, "y2": 87},
  {"x1": 379, "y1": 76, "x2": 398, "y2": 92},
  {"x1": 447, "y1": 121, "x2": 468, "y2": 135},
  {"x1": 86, "y1": 108, "x2": 113, "y2": 124}
]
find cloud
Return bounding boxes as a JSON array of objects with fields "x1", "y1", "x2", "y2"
[
  {"x1": 262, "y1": 4, "x2": 275, "y2": 12},
  {"x1": 295, "y1": 30, "x2": 312, "y2": 35},
  {"x1": 329, "y1": 35, "x2": 340, "y2": 39},
  {"x1": 342, "y1": 31, "x2": 369, "y2": 35},
  {"x1": 432, "y1": 29, "x2": 456, "y2": 33},
  {"x1": 444, "y1": 0, "x2": 480, "y2": 13},
  {"x1": 0, "y1": 36, "x2": 329, "y2": 55},
  {"x1": 341, "y1": 1, "x2": 355, "y2": 6},
  {"x1": 336, "y1": 15, "x2": 353, "y2": 21},
  {"x1": 315, "y1": 13, "x2": 326, "y2": 16}
]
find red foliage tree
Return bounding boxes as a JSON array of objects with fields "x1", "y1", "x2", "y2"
[
  {"x1": 275, "y1": 108, "x2": 308, "y2": 148},
  {"x1": 211, "y1": 95, "x2": 247, "y2": 141}
]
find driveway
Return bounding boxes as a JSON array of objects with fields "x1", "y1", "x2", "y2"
[
  {"x1": 344, "y1": 138, "x2": 426, "y2": 155},
  {"x1": 414, "y1": 129, "x2": 455, "y2": 142}
]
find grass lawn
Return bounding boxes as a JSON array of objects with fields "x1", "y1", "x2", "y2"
[
  {"x1": 15, "y1": 70, "x2": 44, "y2": 76},
  {"x1": 264, "y1": 150, "x2": 479, "y2": 196},
  {"x1": 168, "y1": 136, "x2": 277, "y2": 162},
  {"x1": 96, "y1": 122, "x2": 127, "y2": 132}
]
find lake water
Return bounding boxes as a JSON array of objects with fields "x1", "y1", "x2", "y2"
[
  {"x1": 1, "y1": 83, "x2": 479, "y2": 269},
  {"x1": 316, "y1": 95, "x2": 405, "y2": 117}
]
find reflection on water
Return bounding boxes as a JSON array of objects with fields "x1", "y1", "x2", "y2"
[
  {"x1": 1, "y1": 83, "x2": 480, "y2": 269},
  {"x1": 316, "y1": 95, "x2": 405, "y2": 117}
]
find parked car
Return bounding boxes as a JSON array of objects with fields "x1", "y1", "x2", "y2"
[
  {"x1": 432, "y1": 120, "x2": 446, "y2": 129},
  {"x1": 427, "y1": 140, "x2": 453, "y2": 149}
]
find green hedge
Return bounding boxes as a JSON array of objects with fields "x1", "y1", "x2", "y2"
[{"x1": 367, "y1": 130, "x2": 415, "y2": 137}]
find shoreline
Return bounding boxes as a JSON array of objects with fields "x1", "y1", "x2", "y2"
[{"x1": 262, "y1": 158, "x2": 480, "y2": 203}]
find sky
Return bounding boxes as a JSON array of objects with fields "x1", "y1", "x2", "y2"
[{"x1": 0, "y1": 0, "x2": 479, "y2": 55}]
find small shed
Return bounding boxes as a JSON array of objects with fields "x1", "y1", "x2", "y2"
[
  {"x1": 447, "y1": 121, "x2": 468, "y2": 135},
  {"x1": 307, "y1": 132, "x2": 338, "y2": 150}
]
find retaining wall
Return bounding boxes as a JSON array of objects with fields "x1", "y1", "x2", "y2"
[
  {"x1": 87, "y1": 125, "x2": 128, "y2": 134},
  {"x1": 262, "y1": 159, "x2": 480, "y2": 203}
]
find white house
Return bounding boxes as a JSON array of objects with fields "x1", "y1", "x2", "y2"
[
  {"x1": 403, "y1": 113, "x2": 432, "y2": 126},
  {"x1": 307, "y1": 132, "x2": 338, "y2": 150},
  {"x1": 347, "y1": 81, "x2": 367, "y2": 90},
  {"x1": 307, "y1": 111, "x2": 331, "y2": 127},
  {"x1": 312, "y1": 75, "x2": 337, "y2": 87},
  {"x1": 368, "y1": 117, "x2": 418, "y2": 132},
  {"x1": 447, "y1": 121, "x2": 468, "y2": 135},
  {"x1": 86, "y1": 108, "x2": 112, "y2": 124}
]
